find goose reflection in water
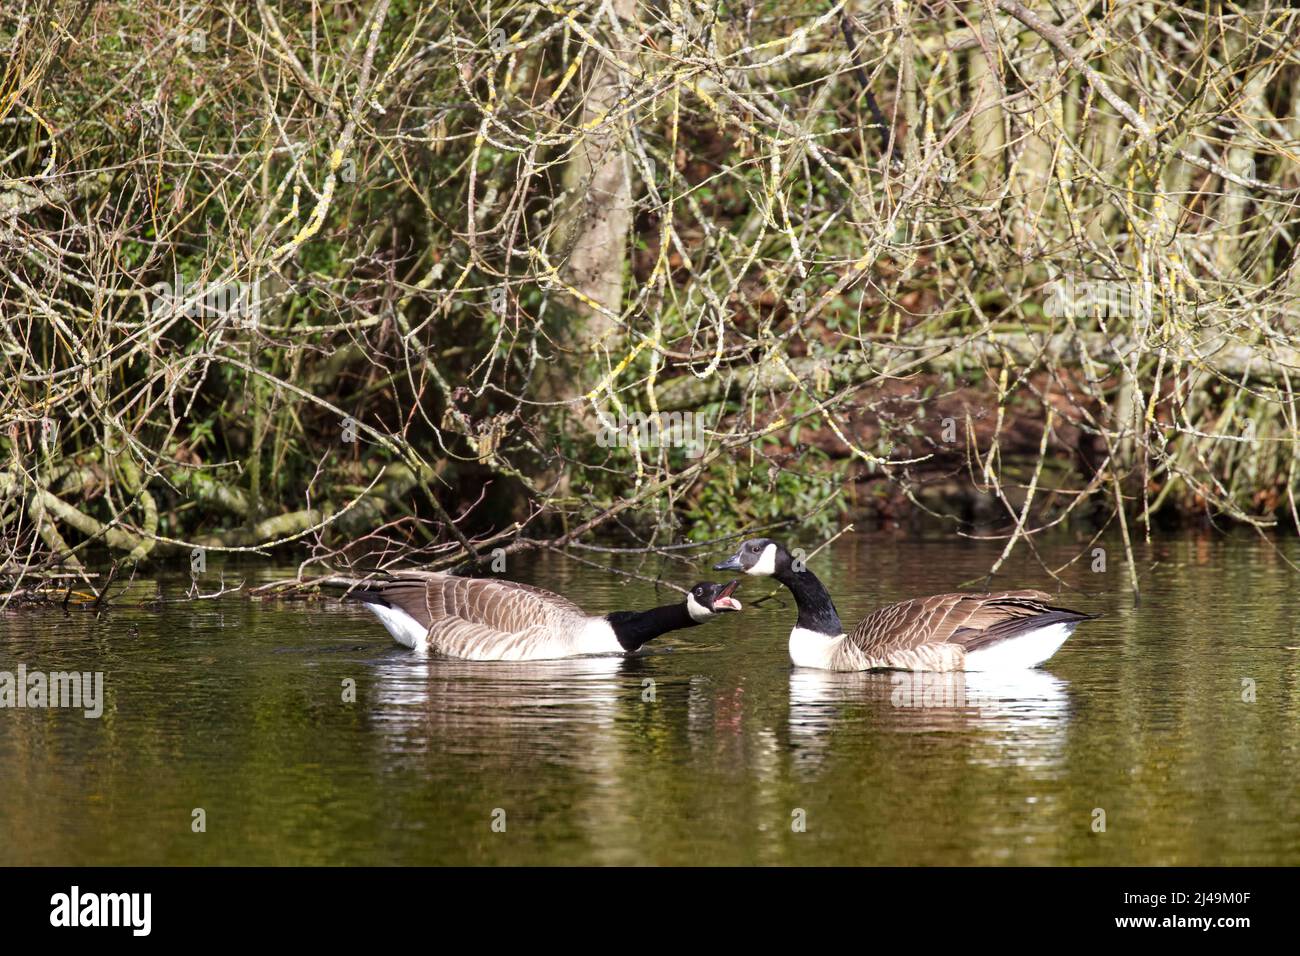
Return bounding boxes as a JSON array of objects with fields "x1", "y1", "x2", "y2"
[
  {"x1": 787, "y1": 666, "x2": 1072, "y2": 771},
  {"x1": 367, "y1": 649, "x2": 630, "y2": 753}
]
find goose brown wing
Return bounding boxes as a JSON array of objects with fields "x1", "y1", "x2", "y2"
[
  {"x1": 365, "y1": 572, "x2": 587, "y2": 632},
  {"x1": 846, "y1": 590, "x2": 1062, "y2": 655}
]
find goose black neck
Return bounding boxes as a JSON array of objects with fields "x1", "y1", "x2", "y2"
[
  {"x1": 774, "y1": 565, "x2": 843, "y2": 636},
  {"x1": 605, "y1": 603, "x2": 697, "y2": 651}
]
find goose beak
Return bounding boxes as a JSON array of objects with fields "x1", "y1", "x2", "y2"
[
  {"x1": 714, "y1": 551, "x2": 743, "y2": 572},
  {"x1": 713, "y1": 579, "x2": 742, "y2": 612}
]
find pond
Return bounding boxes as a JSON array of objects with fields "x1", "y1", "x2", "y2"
[{"x1": 1, "y1": 531, "x2": 1297, "y2": 865}]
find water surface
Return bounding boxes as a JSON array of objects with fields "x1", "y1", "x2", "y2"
[{"x1": 2, "y1": 532, "x2": 1297, "y2": 865}]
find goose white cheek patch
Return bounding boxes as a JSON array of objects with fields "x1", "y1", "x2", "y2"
[
  {"x1": 746, "y1": 543, "x2": 778, "y2": 576},
  {"x1": 686, "y1": 593, "x2": 712, "y2": 622}
]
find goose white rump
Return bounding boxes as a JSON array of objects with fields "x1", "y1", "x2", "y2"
[
  {"x1": 365, "y1": 602, "x2": 428, "y2": 650},
  {"x1": 963, "y1": 621, "x2": 1076, "y2": 671}
]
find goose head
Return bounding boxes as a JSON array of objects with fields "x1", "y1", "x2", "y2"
[
  {"x1": 685, "y1": 580, "x2": 743, "y2": 622},
  {"x1": 713, "y1": 537, "x2": 791, "y2": 577}
]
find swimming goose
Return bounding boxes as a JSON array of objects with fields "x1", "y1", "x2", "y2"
[
  {"x1": 338, "y1": 571, "x2": 743, "y2": 661},
  {"x1": 714, "y1": 538, "x2": 1091, "y2": 672}
]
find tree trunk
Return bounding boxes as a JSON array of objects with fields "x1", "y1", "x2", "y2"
[{"x1": 550, "y1": 0, "x2": 638, "y2": 345}]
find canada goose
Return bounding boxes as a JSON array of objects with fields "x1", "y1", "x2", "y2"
[
  {"x1": 338, "y1": 571, "x2": 743, "y2": 661},
  {"x1": 714, "y1": 538, "x2": 1092, "y2": 672}
]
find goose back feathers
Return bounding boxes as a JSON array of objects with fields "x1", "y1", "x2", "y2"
[{"x1": 825, "y1": 589, "x2": 1090, "y2": 671}]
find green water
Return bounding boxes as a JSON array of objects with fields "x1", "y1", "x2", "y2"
[{"x1": 1, "y1": 532, "x2": 1297, "y2": 865}]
